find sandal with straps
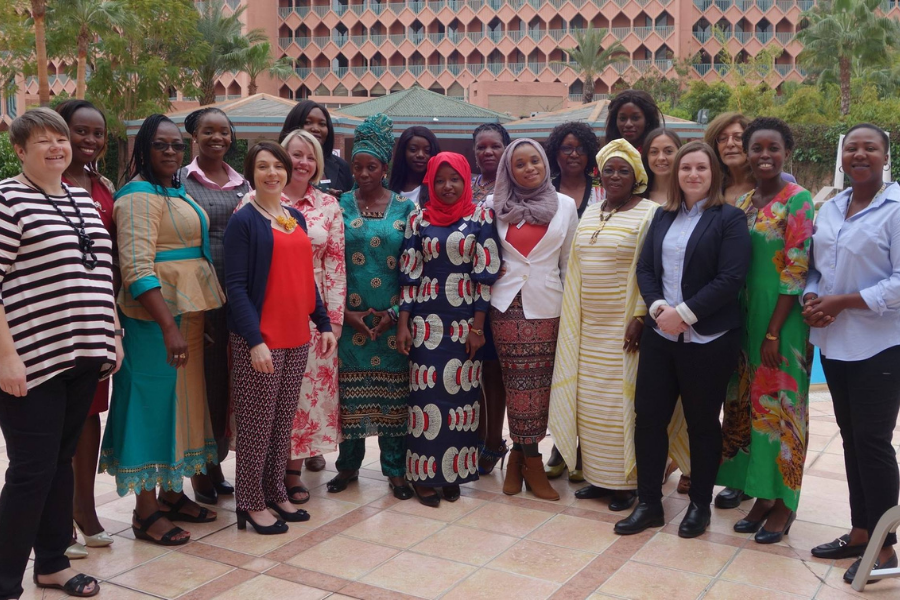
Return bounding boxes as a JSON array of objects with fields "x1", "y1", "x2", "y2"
[
  {"x1": 158, "y1": 493, "x2": 217, "y2": 523},
  {"x1": 131, "y1": 510, "x2": 189, "y2": 546},
  {"x1": 478, "y1": 440, "x2": 509, "y2": 475},
  {"x1": 34, "y1": 572, "x2": 100, "y2": 597},
  {"x1": 286, "y1": 469, "x2": 311, "y2": 505}
]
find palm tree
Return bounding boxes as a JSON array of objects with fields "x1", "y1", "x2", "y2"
[
  {"x1": 29, "y1": 0, "x2": 50, "y2": 105},
  {"x1": 49, "y1": 0, "x2": 130, "y2": 99},
  {"x1": 797, "y1": 0, "x2": 900, "y2": 115},
  {"x1": 227, "y1": 41, "x2": 293, "y2": 96},
  {"x1": 554, "y1": 27, "x2": 627, "y2": 104}
]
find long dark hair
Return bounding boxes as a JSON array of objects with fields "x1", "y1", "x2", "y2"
[
  {"x1": 605, "y1": 90, "x2": 662, "y2": 150},
  {"x1": 279, "y1": 100, "x2": 335, "y2": 155},
  {"x1": 126, "y1": 114, "x2": 182, "y2": 190},
  {"x1": 185, "y1": 107, "x2": 238, "y2": 159},
  {"x1": 641, "y1": 127, "x2": 682, "y2": 195},
  {"x1": 388, "y1": 126, "x2": 441, "y2": 193},
  {"x1": 55, "y1": 99, "x2": 108, "y2": 174}
]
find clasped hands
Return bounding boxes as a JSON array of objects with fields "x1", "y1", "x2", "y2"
[
  {"x1": 655, "y1": 305, "x2": 690, "y2": 336},
  {"x1": 801, "y1": 294, "x2": 838, "y2": 328}
]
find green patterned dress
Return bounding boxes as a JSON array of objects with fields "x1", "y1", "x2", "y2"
[
  {"x1": 717, "y1": 183, "x2": 815, "y2": 511},
  {"x1": 338, "y1": 191, "x2": 415, "y2": 439}
]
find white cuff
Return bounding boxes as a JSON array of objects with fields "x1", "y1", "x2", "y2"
[
  {"x1": 675, "y1": 302, "x2": 698, "y2": 325},
  {"x1": 649, "y1": 300, "x2": 669, "y2": 319}
]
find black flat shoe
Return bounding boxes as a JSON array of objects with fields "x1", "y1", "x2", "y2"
[
  {"x1": 213, "y1": 479, "x2": 234, "y2": 495},
  {"x1": 609, "y1": 491, "x2": 636, "y2": 512},
  {"x1": 413, "y1": 485, "x2": 441, "y2": 508},
  {"x1": 811, "y1": 534, "x2": 867, "y2": 559},
  {"x1": 678, "y1": 502, "x2": 711, "y2": 538},
  {"x1": 755, "y1": 511, "x2": 795, "y2": 544},
  {"x1": 714, "y1": 488, "x2": 752, "y2": 509},
  {"x1": 265, "y1": 501, "x2": 310, "y2": 523},
  {"x1": 326, "y1": 471, "x2": 359, "y2": 493},
  {"x1": 614, "y1": 502, "x2": 665, "y2": 535},
  {"x1": 442, "y1": 484, "x2": 461, "y2": 502},
  {"x1": 843, "y1": 552, "x2": 898, "y2": 584},
  {"x1": 34, "y1": 572, "x2": 99, "y2": 598},
  {"x1": 575, "y1": 485, "x2": 613, "y2": 500},
  {"x1": 236, "y1": 510, "x2": 288, "y2": 535},
  {"x1": 389, "y1": 480, "x2": 414, "y2": 500}
]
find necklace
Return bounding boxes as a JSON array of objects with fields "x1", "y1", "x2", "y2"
[
  {"x1": 356, "y1": 189, "x2": 388, "y2": 219},
  {"x1": 22, "y1": 174, "x2": 98, "y2": 269},
  {"x1": 253, "y1": 199, "x2": 297, "y2": 232},
  {"x1": 589, "y1": 198, "x2": 630, "y2": 244}
]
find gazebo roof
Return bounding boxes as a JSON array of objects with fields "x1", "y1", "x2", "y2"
[{"x1": 340, "y1": 87, "x2": 510, "y2": 120}]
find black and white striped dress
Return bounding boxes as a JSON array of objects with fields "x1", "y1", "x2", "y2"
[{"x1": 0, "y1": 178, "x2": 116, "y2": 390}]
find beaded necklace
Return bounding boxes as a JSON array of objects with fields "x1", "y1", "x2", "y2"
[{"x1": 22, "y1": 174, "x2": 98, "y2": 269}]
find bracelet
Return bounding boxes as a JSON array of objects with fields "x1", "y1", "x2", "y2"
[
  {"x1": 387, "y1": 307, "x2": 399, "y2": 323},
  {"x1": 114, "y1": 328, "x2": 125, "y2": 338},
  {"x1": 634, "y1": 316, "x2": 644, "y2": 324},
  {"x1": 765, "y1": 332, "x2": 779, "y2": 341},
  {"x1": 470, "y1": 328, "x2": 484, "y2": 336}
]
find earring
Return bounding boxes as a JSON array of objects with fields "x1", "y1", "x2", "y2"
[{"x1": 838, "y1": 166, "x2": 844, "y2": 173}]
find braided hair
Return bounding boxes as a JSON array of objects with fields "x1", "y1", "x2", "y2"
[
  {"x1": 55, "y1": 99, "x2": 109, "y2": 175},
  {"x1": 605, "y1": 90, "x2": 663, "y2": 150},
  {"x1": 280, "y1": 100, "x2": 335, "y2": 156},
  {"x1": 184, "y1": 107, "x2": 237, "y2": 158},
  {"x1": 388, "y1": 126, "x2": 441, "y2": 194},
  {"x1": 472, "y1": 122, "x2": 511, "y2": 146},
  {"x1": 126, "y1": 114, "x2": 183, "y2": 192},
  {"x1": 544, "y1": 121, "x2": 600, "y2": 177}
]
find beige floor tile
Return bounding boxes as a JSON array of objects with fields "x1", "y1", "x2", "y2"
[
  {"x1": 198, "y1": 521, "x2": 314, "y2": 556},
  {"x1": 526, "y1": 513, "x2": 619, "y2": 554},
  {"x1": 599, "y1": 561, "x2": 711, "y2": 600},
  {"x1": 486, "y1": 539, "x2": 595, "y2": 583},
  {"x1": 704, "y1": 580, "x2": 807, "y2": 599},
  {"x1": 109, "y1": 551, "x2": 233, "y2": 598},
  {"x1": 299, "y1": 496, "x2": 359, "y2": 527},
  {"x1": 808, "y1": 434, "x2": 836, "y2": 453},
  {"x1": 810, "y1": 420, "x2": 841, "y2": 437},
  {"x1": 73, "y1": 536, "x2": 170, "y2": 579},
  {"x1": 822, "y1": 436, "x2": 845, "y2": 455},
  {"x1": 721, "y1": 548, "x2": 828, "y2": 597},
  {"x1": 631, "y1": 531, "x2": 737, "y2": 576},
  {"x1": 388, "y1": 494, "x2": 485, "y2": 522},
  {"x1": 442, "y1": 568, "x2": 559, "y2": 600},
  {"x1": 342, "y1": 510, "x2": 446, "y2": 548},
  {"x1": 811, "y1": 453, "x2": 848, "y2": 476},
  {"x1": 360, "y1": 551, "x2": 475, "y2": 599},
  {"x1": 456, "y1": 502, "x2": 552, "y2": 537},
  {"x1": 211, "y1": 574, "x2": 329, "y2": 600},
  {"x1": 412, "y1": 524, "x2": 518, "y2": 565},
  {"x1": 285, "y1": 534, "x2": 399, "y2": 579}
]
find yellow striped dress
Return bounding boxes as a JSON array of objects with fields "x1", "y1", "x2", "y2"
[{"x1": 548, "y1": 200, "x2": 690, "y2": 490}]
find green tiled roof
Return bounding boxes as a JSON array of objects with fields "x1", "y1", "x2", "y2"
[{"x1": 340, "y1": 87, "x2": 510, "y2": 120}]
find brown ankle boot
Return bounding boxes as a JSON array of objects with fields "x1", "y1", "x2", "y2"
[
  {"x1": 522, "y1": 454, "x2": 560, "y2": 501},
  {"x1": 503, "y1": 449, "x2": 524, "y2": 495}
]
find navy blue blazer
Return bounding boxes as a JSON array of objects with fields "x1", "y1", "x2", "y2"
[
  {"x1": 224, "y1": 203, "x2": 332, "y2": 348},
  {"x1": 636, "y1": 202, "x2": 751, "y2": 336}
]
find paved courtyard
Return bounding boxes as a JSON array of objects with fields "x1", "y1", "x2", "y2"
[{"x1": 4, "y1": 389, "x2": 900, "y2": 599}]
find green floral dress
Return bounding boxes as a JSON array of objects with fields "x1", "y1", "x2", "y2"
[{"x1": 717, "y1": 183, "x2": 815, "y2": 511}]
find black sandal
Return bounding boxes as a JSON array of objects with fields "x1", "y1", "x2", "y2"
[
  {"x1": 477, "y1": 440, "x2": 509, "y2": 475},
  {"x1": 327, "y1": 470, "x2": 359, "y2": 493},
  {"x1": 34, "y1": 572, "x2": 99, "y2": 597},
  {"x1": 286, "y1": 469, "x2": 311, "y2": 504},
  {"x1": 158, "y1": 493, "x2": 216, "y2": 523},
  {"x1": 131, "y1": 510, "x2": 189, "y2": 546}
]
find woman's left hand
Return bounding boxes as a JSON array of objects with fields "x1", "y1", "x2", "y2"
[
  {"x1": 319, "y1": 331, "x2": 337, "y2": 359},
  {"x1": 465, "y1": 330, "x2": 485, "y2": 360},
  {"x1": 623, "y1": 318, "x2": 643, "y2": 353},
  {"x1": 802, "y1": 296, "x2": 844, "y2": 324},
  {"x1": 371, "y1": 310, "x2": 394, "y2": 339},
  {"x1": 331, "y1": 323, "x2": 343, "y2": 341},
  {"x1": 760, "y1": 337, "x2": 782, "y2": 369}
]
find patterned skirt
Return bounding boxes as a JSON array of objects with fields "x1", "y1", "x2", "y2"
[{"x1": 490, "y1": 294, "x2": 560, "y2": 445}]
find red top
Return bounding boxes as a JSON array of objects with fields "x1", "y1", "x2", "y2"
[
  {"x1": 63, "y1": 173, "x2": 115, "y2": 239},
  {"x1": 505, "y1": 222, "x2": 548, "y2": 258},
  {"x1": 259, "y1": 228, "x2": 316, "y2": 349}
]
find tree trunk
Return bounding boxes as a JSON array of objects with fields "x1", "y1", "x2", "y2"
[
  {"x1": 32, "y1": 1, "x2": 50, "y2": 106},
  {"x1": 248, "y1": 77, "x2": 258, "y2": 96},
  {"x1": 582, "y1": 73, "x2": 593, "y2": 104},
  {"x1": 839, "y1": 55, "x2": 851, "y2": 116},
  {"x1": 199, "y1": 80, "x2": 217, "y2": 106},
  {"x1": 76, "y1": 28, "x2": 89, "y2": 99}
]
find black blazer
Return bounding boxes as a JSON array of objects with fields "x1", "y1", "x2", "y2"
[{"x1": 636, "y1": 203, "x2": 751, "y2": 335}]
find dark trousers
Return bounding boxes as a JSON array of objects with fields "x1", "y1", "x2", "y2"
[
  {"x1": 634, "y1": 328, "x2": 741, "y2": 507},
  {"x1": 822, "y1": 345, "x2": 900, "y2": 547},
  {"x1": 0, "y1": 359, "x2": 101, "y2": 600}
]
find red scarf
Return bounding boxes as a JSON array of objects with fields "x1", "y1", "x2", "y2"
[{"x1": 422, "y1": 152, "x2": 475, "y2": 227}]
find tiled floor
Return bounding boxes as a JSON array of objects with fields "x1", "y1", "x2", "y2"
[{"x1": 5, "y1": 389, "x2": 900, "y2": 599}]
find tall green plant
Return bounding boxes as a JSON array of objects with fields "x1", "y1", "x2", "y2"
[
  {"x1": 225, "y1": 41, "x2": 293, "y2": 96},
  {"x1": 554, "y1": 27, "x2": 627, "y2": 104}
]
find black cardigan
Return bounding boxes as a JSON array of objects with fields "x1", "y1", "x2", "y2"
[{"x1": 636, "y1": 203, "x2": 751, "y2": 335}]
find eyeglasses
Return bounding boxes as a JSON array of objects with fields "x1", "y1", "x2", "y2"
[
  {"x1": 560, "y1": 145, "x2": 586, "y2": 156},
  {"x1": 601, "y1": 167, "x2": 633, "y2": 178},
  {"x1": 716, "y1": 133, "x2": 743, "y2": 145},
  {"x1": 151, "y1": 141, "x2": 187, "y2": 152}
]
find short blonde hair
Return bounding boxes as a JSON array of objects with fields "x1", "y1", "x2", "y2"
[
  {"x1": 664, "y1": 141, "x2": 725, "y2": 211},
  {"x1": 281, "y1": 128, "x2": 324, "y2": 184},
  {"x1": 10, "y1": 107, "x2": 69, "y2": 149}
]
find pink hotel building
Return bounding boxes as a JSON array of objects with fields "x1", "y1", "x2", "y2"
[{"x1": 8, "y1": 0, "x2": 900, "y2": 119}]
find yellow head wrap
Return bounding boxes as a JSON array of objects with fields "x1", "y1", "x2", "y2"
[{"x1": 595, "y1": 138, "x2": 648, "y2": 195}]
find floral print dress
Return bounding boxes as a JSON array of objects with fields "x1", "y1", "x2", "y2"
[{"x1": 716, "y1": 182, "x2": 815, "y2": 511}]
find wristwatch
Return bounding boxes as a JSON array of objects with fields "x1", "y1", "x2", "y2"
[
  {"x1": 114, "y1": 328, "x2": 125, "y2": 338},
  {"x1": 470, "y1": 328, "x2": 484, "y2": 336}
]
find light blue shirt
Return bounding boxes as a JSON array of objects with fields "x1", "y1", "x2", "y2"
[
  {"x1": 653, "y1": 199, "x2": 726, "y2": 344},
  {"x1": 806, "y1": 182, "x2": 900, "y2": 361}
]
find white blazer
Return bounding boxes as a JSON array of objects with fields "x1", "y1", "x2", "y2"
[{"x1": 484, "y1": 192, "x2": 579, "y2": 319}]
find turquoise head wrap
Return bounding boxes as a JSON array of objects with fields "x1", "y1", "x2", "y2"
[{"x1": 351, "y1": 113, "x2": 394, "y2": 164}]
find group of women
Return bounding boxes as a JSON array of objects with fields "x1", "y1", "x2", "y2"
[{"x1": 0, "y1": 89, "x2": 897, "y2": 598}]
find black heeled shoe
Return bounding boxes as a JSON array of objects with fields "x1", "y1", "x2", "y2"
[
  {"x1": 442, "y1": 484, "x2": 461, "y2": 502},
  {"x1": 715, "y1": 487, "x2": 752, "y2": 509},
  {"x1": 734, "y1": 506, "x2": 773, "y2": 534},
  {"x1": 754, "y1": 511, "x2": 796, "y2": 544},
  {"x1": 266, "y1": 501, "x2": 311, "y2": 523},
  {"x1": 236, "y1": 510, "x2": 288, "y2": 535},
  {"x1": 413, "y1": 485, "x2": 441, "y2": 508}
]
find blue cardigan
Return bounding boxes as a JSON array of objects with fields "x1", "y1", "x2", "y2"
[{"x1": 224, "y1": 203, "x2": 332, "y2": 348}]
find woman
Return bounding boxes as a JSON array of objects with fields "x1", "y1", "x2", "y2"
[
  {"x1": 55, "y1": 99, "x2": 118, "y2": 553},
  {"x1": 388, "y1": 126, "x2": 441, "y2": 205},
  {"x1": 642, "y1": 128, "x2": 682, "y2": 206},
  {"x1": 704, "y1": 113, "x2": 754, "y2": 207},
  {"x1": 549, "y1": 139, "x2": 690, "y2": 512},
  {"x1": 804, "y1": 124, "x2": 900, "y2": 583},
  {"x1": 278, "y1": 129, "x2": 346, "y2": 504},
  {"x1": 180, "y1": 107, "x2": 249, "y2": 505},
  {"x1": 604, "y1": 90, "x2": 662, "y2": 153},
  {"x1": 487, "y1": 139, "x2": 578, "y2": 501},
  {"x1": 616, "y1": 141, "x2": 750, "y2": 538},
  {"x1": 471, "y1": 122, "x2": 510, "y2": 475},
  {"x1": 0, "y1": 108, "x2": 120, "y2": 599},
  {"x1": 716, "y1": 118, "x2": 814, "y2": 544},
  {"x1": 224, "y1": 142, "x2": 336, "y2": 534},
  {"x1": 280, "y1": 100, "x2": 353, "y2": 201},
  {"x1": 329, "y1": 114, "x2": 415, "y2": 498},
  {"x1": 546, "y1": 121, "x2": 603, "y2": 218},
  {"x1": 100, "y1": 115, "x2": 223, "y2": 546},
  {"x1": 397, "y1": 152, "x2": 501, "y2": 506}
]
